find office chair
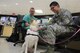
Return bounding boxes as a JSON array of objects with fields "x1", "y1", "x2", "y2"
[{"x1": 13, "y1": 21, "x2": 26, "y2": 46}]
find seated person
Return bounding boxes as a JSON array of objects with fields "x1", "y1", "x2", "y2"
[
  {"x1": 40, "y1": 1, "x2": 75, "y2": 53},
  {"x1": 41, "y1": 1, "x2": 74, "y2": 44}
]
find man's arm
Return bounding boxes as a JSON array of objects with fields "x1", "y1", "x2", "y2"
[
  {"x1": 62, "y1": 10, "x2": 72, "y2": 25},
  {"x1": 22, "y1": 14, "x2": 30, "y2": 26},
  {"x1": 48, "y1": 16, "x2": 56, "y2": 25}
]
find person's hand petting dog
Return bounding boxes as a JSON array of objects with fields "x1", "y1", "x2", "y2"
[
  {"x1": 25, "y1": 22, "x2": 29, "y2": 26},
  {"x1": 38, "y1": 27, "x2": 43, "y2": 30},
  {"x1": 30, "y1": 27, "x2": 44, "y2": 31},
  {"x1": 38, "y1": 27, "x2": 47, "y2": 30},
  {"x1": 30, "y1": 28, "x2": 37, "y2": 32}
]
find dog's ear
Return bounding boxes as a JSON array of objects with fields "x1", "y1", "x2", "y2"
[{"x1": 31, "y1": 20, "x2": 38, "y2": 26}]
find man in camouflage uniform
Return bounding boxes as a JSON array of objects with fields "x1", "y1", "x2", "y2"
[
  {"x1": 49, "y1": 1, "x2": 73, "y2": 36},
  {"x1": 41, "y1": 1, "x2": 74, "y2": 53}
]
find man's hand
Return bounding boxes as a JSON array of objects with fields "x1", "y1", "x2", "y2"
[
  {"x1": 38, "y1": 27, "x2": 46, "y2": 30},
  {"x1": 38, "y1": 27, "x2": 43, "y2": 30},
  {"x1": 25, "y1": 22, "x2": 29, "y2": 26}
]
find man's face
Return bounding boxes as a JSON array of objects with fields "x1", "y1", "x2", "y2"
[
  {"x1": 50, "y1": 5, "x2": 59, "y2": 13},
  {"x1": 30, "y1": 8, "x2": 35, "y2": 16}
]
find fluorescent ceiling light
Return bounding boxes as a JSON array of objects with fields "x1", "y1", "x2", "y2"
[
  {"x1": 35, "y1": 10, "x2": 43, "y2": 13},
  {"x1": 16, "y1": 3, "x2": 19, "y2": 5},
  {"x1": 30, "y1": 0, "x2": 33, "y2": 3}
]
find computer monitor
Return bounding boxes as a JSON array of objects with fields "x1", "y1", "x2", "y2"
[
  {"x1": 0, "y1": 16, "x2": 9, "y2": 25},
  {"x1": 0, "y1": 17, "x2": 7, "y2": 22},
  {"x1": 10, "y1": 17, "x2": 17, "y2": 23},
  {"x1": 0, "y1": 16, "x2": 17, "y2": 25},
  {"x1": 41, "y1": 18, "x2": 49, "y2": 24}
]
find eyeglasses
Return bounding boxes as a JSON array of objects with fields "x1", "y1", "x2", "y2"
[{"x1": 51, "y1": 6, "x2": 55, "y2": 10}]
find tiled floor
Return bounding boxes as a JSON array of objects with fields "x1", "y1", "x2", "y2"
[
  {"x1": 0, "y1": 38, "x2": 46, "y2": 53},
  {"x1": 1, "y1": 38, "x2": 80, "y2": 53}
]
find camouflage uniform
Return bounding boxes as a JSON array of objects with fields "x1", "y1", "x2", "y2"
[
  {"x1": 41, "y1": 9, "x2": 74, "y2": 53},
  {"x1": 42, "y1": 9, "x2": 74, "y2": 45},
  {"x1": 49, "y1": 9, "x2": 73, "y2": 36}
]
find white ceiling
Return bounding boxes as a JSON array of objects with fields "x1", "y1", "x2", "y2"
[{"x1": 0, "y1": 0, "x2": 80, "y2": 15}]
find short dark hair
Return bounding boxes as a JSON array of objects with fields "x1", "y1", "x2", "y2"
[
  {"x1": 50, "y1": 1, "x2": 59, "y2": 7},
  {"x1": 30, "y1": 7, "x2": 34, "y2": 9}
]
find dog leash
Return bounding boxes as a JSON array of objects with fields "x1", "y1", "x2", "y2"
[
  {"x1": 55, "y1": 28, "x2": 80, "y2": 44},
  {"x1": 38, "y1": 28, "x2": 80, "y2": 45}
]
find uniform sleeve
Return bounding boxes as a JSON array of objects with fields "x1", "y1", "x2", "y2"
[
  {"x1": 62, "y1": 10, "x2": 72, "y2": 25},
  {"x1": 49, "y1": 16, "x2": 56, "y2": 25}
]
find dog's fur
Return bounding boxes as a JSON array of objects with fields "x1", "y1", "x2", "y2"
[{"x1": 22, "y1": 20, "x2": 39, "y2": 53}]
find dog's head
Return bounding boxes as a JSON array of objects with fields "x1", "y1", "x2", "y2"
[{"x1": 30, "y1": 20, "x2": 38, "y2": 31}]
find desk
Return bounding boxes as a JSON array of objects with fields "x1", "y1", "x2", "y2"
[{"x1": 1, "y1": 26, "x2": 13, "y2": 37}]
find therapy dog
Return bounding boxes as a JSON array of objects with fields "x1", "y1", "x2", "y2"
[{"x1": 22, "y1": 20, "x2": 39, "y2": 53}]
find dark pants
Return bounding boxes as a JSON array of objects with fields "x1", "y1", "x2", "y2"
[
  {"x1": 0, "y1": 25, "x2": 3, "y2": 35},
  {"x1": 21, "y1": 28, "x2": 27, "y2": 40}
]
